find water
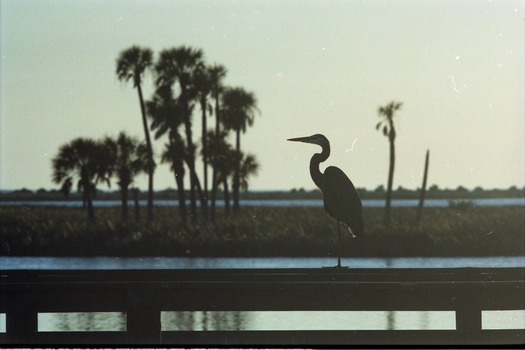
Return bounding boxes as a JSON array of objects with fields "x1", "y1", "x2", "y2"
[
  {"x1": 1, "y1": 309, "x2": 521, "y2": 333},
  {"x1": 2, "y1": 256, "x2": 525, "y2": 270},
  {"x1": 1, "y1": 197, "x2": 524, "y2": 207},
  {"x1": 1, "y1": 256, "x2": 524, "y2": 333}
]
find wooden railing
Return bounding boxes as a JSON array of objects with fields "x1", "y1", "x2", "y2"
[{"x1": 0, "y1": 267, "x2": 524, "y2": 345}]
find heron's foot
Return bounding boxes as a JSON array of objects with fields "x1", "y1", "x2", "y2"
[
  {"x1": 322, "y1": 258, "x2": 349, "y2": 269},
  {"x1": 336, "y1": 258, "x2": 348, "y2": 269},
  {"x1": 322, "y1": 265, "x2": 350, "y2": 269},
  {"x1": 322, "y1": 264, "x2": 350, "y2": 269}
]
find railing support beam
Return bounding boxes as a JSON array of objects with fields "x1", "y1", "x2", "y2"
[
  {"x1": 455, "y1": 295, "x2": 482, "y2": 331},
  {"x1": 126, "y1": 290, "x2": 161, "y2": 344},
  {"x1": 6, "y1": 311, "x2": 38, "y2": 343},
  {"x1": 456, "y1": 307, "x2": 482, "y2": 331}
]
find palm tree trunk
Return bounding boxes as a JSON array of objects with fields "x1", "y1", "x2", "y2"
[
  {"x1": 133, "y1": 188, "x2": 140, "y2": 221},
  {"x1": 171, "y1": 135, "x2": 187, "y2": 225},
  {"x1": 185, "y1": 129, "x2": 197, "y2": 224},
  {"x1": 201, "y1": 97, "x2": 209, "y2": 220},
  {"x1": 174, "y1": 173, "x2": 187, "y2": 225},
  {"x1": 385, "y1": 139, "x2": 395, "y2": 226},
  {"x1": 87, "y1": 196, "x2": 95, "y2": 222},
  {"x1": 416, "y1": 150, "x2": 430, "y2": 224},
  {"x1": 181, "y1": 95, "x2": 198, "y2": 223},
  {"x1": 223, "y1": 177, "x2": 231, "y2": 217},
  {"x1": 233, "y1": 129, "x2": 241, "y2": 214},
  {"x1": 121, "y1": 185, "x2": 129, "y2": 221},
  {"x1": 194, "y1": 172, "x2": 207, "y2": 213},
  {"x1": 82, "y1": 189, "x2": 88, "y2": 208},
  {"x1": 183, "y1": 153, "x2": 205, "y2": 223},
  {"x1": 210, "y1": 97, "x2": 220, "y2": 222},
  {"x1": 85, "y1": 182, "x2": 95, "y2": 222},
  {"x1": 137, "y1": 83, "x2": 154, "y2": 222}
]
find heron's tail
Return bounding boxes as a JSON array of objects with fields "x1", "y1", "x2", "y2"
[
  {"x1": 344, "y1": 221, "x2": 364, "y2": 238},
  {"x1": 341, "y1": 223, "x2": 358, "y2": 238}
]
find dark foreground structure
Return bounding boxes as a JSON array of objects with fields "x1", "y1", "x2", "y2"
[{"x1": 1, "y1": 267, "x2": 524, "y2": 345}]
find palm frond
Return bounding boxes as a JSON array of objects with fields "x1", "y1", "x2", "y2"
[{"x1": 116, "y1": 45, "x2": 153, "y2": 87}]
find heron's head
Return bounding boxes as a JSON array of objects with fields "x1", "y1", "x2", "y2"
[{"x1": 287, "y1": 134, "x2": 329, "y2": 147}]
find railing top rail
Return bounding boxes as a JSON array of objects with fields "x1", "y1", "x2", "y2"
[{"x1": 1, "y1": 267, "x2": 524, "y2": 285}]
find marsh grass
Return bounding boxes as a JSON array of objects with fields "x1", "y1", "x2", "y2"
[{"x1": 0, "y1": 205, "x2": 523, "y2": 257}]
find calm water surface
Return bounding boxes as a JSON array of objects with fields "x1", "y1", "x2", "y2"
[
  {"x1": 1, "y1": 197, "x2": 524, "y2": 207},
  {"x1": 2, "y1": 255, "x2": 525, "y2": 269},
  {"x1": 1, "y1": 256, "x2": 524, "y2": 333}
]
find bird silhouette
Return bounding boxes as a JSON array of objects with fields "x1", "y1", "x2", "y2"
[{"x1": 288, "y1": 134, "x2": 364, "y2": 268}]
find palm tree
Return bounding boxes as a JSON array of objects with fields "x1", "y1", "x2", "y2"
[
  {"x1": 376, "y1": 101, "x2": 403, "y2": 226},
  {"x1": 52, "y1": 138, "x2": 110, "y2": 222},
  {"x1": 193, "y1": 65, "x2": 213, "y2": 220},
  {"x1": 221, "y1": 87, "x2": 259, "y2": 214},
  {"x1": 155, "y1": 46, "x2": 204, "y2": 223},
  {"x1": 203, "y1": 129, "x2": 235, "y2": 216},
  {"x1": 239, "y1": 152, "x2": 260, "y2": 192},
  {"x1": 220, "y1": 154, "x2": 236, "y2": 216},
  {"x1": 60, "y1": 177, "x2": 73, "y2": 199},
  {"x1": 208, "y1": 64, "x2": 227, "y2": 221},
  {"x1": 217, "y1": 145, "x2": 237, "y2": 217},
  {"x1": 147, "y1": 85, "x2": 188, "y2": 225},
  {"x1": 116, "y1": 45, "x2": 155, "y2": 222},
  {"x1": 104, "y1": 132, "x2": 149, "y2": 221},
  {"x1": 160, "y1": 138, "x2": 187, "y2": 224}
]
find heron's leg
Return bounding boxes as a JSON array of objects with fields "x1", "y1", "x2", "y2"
[{"x1": 337, "y1": 221, "x2": 342, "y2": 268}]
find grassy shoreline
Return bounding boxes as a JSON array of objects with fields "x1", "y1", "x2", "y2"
[{"x1": 1, "y1": 205, "x2": 523, "y2": 258}]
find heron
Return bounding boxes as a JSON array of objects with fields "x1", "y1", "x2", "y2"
[{"x1": 288, "y1": 134, "x2": 364, "y2": 268}]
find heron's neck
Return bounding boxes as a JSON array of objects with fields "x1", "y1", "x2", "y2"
[{"x1": 310, "y1": 143, "x2": 330, "y2": 188}]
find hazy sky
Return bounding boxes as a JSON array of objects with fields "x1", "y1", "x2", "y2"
[{"x1": 1, "y1": 0, "x2": 524, "y2": 192}]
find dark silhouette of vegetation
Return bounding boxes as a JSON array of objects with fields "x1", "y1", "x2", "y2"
[
  {"x1": 194, "y1": 64, "x2": 213, "y2": 220},
  {"x1": 208, "y1": 64, "x2": 228, "y2": 222},
  {"x1": 239, "y1": 153, "x2": 260, "y2": 192},
  {"x1": 416, "y1": 149, "x2": 430, "y2": 224},
  {"x1": 2, "y1": 205, "x2": 523, "y2": 257},
  {"x1": 376, "y1": 101, "x2": 403, "y2": 226},
  {"x1": 52, "y1": 134, "x2": 149, "y2": 222},
  {"x1": 155, "y1": 46, "x2": 204, "y2": 224},
  {"x1": 103, "y1": 132, "x2": 149, "y2": 221},
  {"x1": 147, "y1": 84, "x2": 188, "y2": 225},
  {"x1": 116, "y1": 46, "x2": 155, "y2": 222},
  {"x1": 6, "y1": 184, "x2": 523, "y2": 203},
  {"x1": 52, "y1": 138, "x2": 112, "y2": 222},
  {"x1": 60, "y1": 177, "x2": 73, "y2": 199},
  {"x1": 133, "y1": 188, "x2": 141, "y2": 221},
  {"x1": 221, "y1": 87, "x2": 259, "y2": 215},
  {"x1": 201, "y1": 145, "x2": 260, "y2": 216},
  {"x1": 448, "y1": 199, "x2": 476, "y2": 211},
  {"x1": 144, "y1": 46, "x2": 259, "y2": 223}
]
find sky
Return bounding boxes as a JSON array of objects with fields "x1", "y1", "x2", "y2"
[{"x1": 1, "y1": 0, "x2": 524, "y2": 192}]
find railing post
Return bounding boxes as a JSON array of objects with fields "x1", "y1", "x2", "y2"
[
  {"x1": 455, "y1": 305, "x2": 482, "y2": 331},
  {"x1": 5, "y1": 312, "x2": 38, "y2": 343},
  {"x1": 126, "y1": 289, "x2": 161, "y2": 344}
]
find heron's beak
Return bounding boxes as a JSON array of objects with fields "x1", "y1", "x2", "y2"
[{"x1": 287, "y1": 136, "x2": 313, "y2": 144}]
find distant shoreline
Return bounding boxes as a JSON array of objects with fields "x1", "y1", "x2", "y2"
[
  {"x1": 1, "y1": 186, "x2": 524, "y2": 202},
  {"x1": 1, "y1": 198, "x2": 524, "y2": 209}
]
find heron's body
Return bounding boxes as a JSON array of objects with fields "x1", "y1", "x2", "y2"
[
  {"x1": 288, "y1": 133, "x2": 364, "y2": 267},
  {"x1": 319, "y1": 166, "x2": 364, "y2": 237}
]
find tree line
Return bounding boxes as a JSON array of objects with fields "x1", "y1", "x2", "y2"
[
  {"x1": 6, "y1": 185, "x2": 524, "y2": 201},
  {"x1": 52, "y1": 45, "x2": 260, "y2": 223}
]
